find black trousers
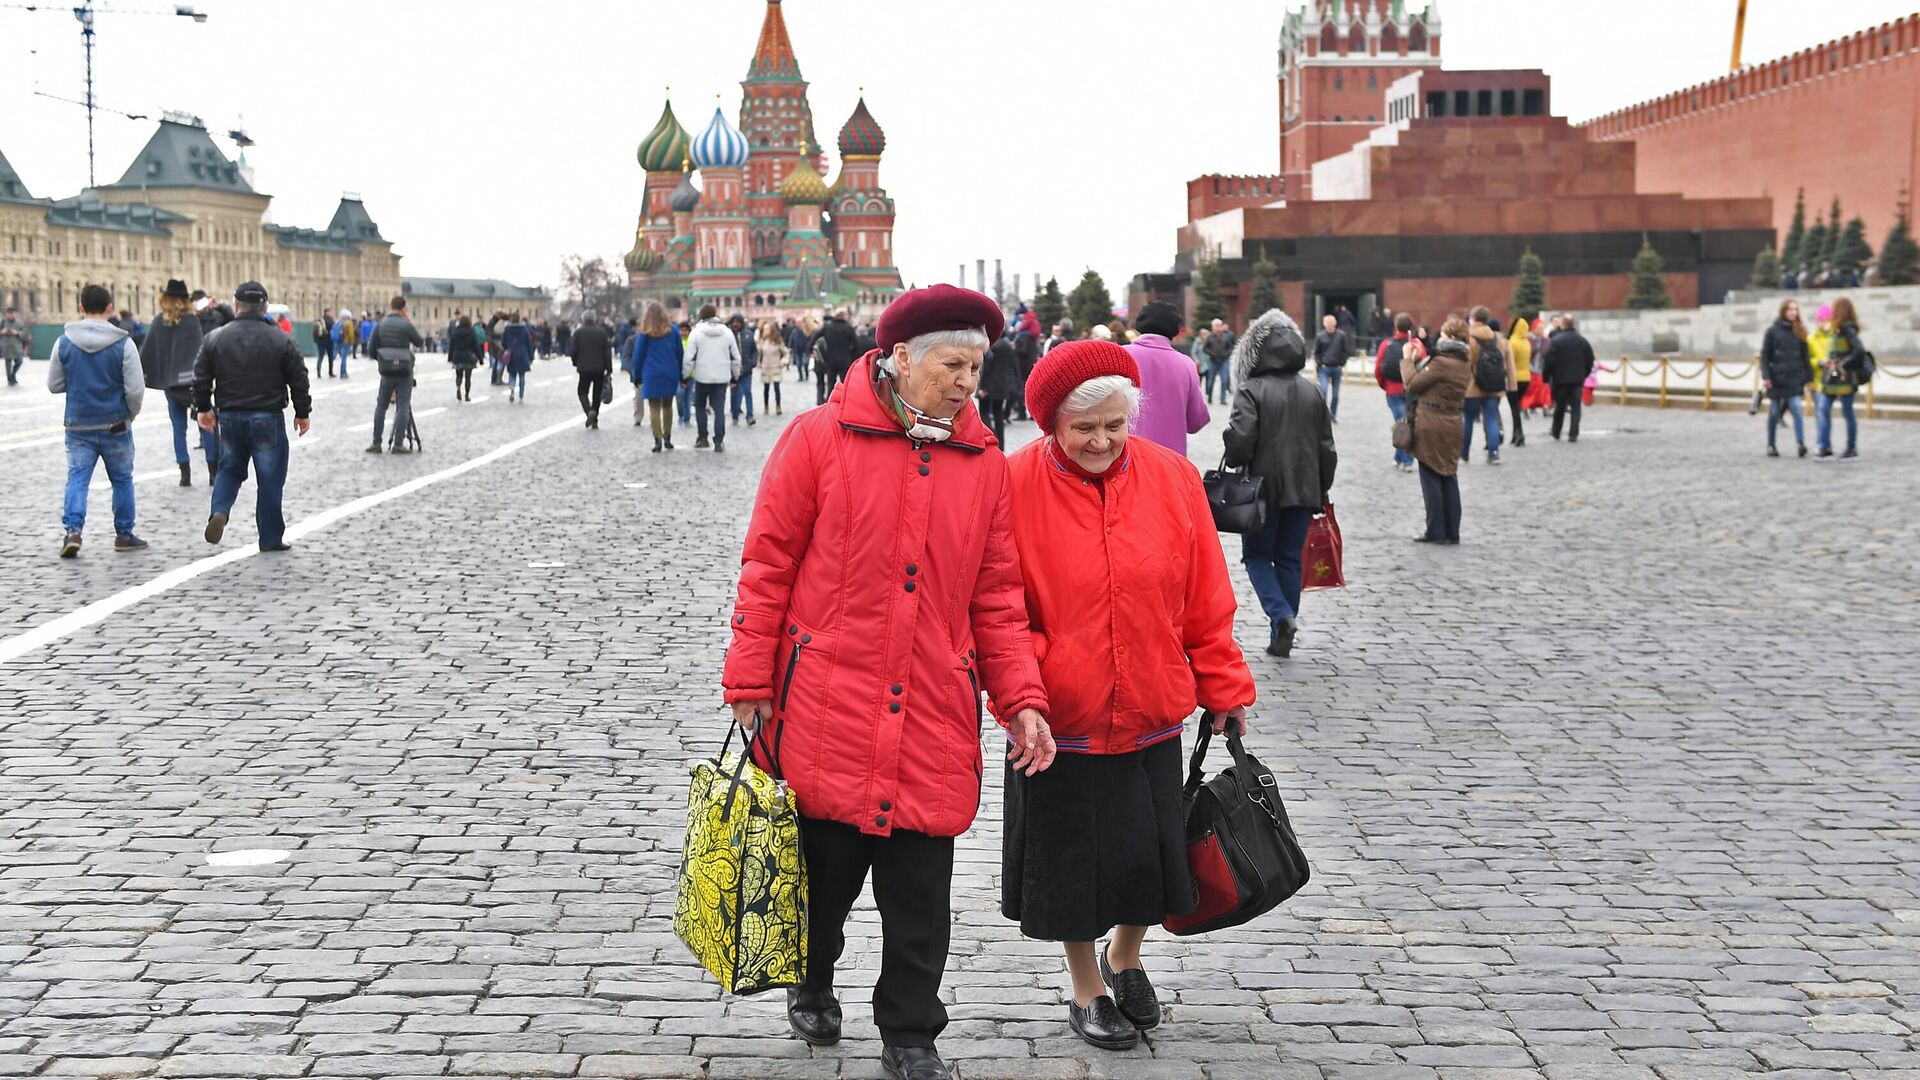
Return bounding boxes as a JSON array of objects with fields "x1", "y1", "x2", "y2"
[
  {"x1": 982, "y1": 396, "x2": 1009, "y2": 444},
  {"x1": 1505, "y1": 387, "x2": 1526, "y2": 441},
  {"x1": 1550, "y1": 382, "x2": 1582, "y2": 439},
  {"x1": 1417, "y1": 463, "x2": 1461, "y2": 542},
  {"x1": 799, "y1": 816, "x2": 954, "y2": 1048},
  {"x1": 577, "y1": 371, "x2": 609, "y2": 417},
  {"x1": 454, "y1": 367, "x2": 473, "y2": 397}
]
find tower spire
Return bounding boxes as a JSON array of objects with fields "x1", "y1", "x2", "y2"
[{"x1": 748, "y1": 0, "x2": 802, "y2": 80}]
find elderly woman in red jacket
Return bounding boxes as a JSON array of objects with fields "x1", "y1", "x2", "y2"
[
  {"x1": 1000, "y1": 340, "x2": 1258, "y2": 1051},
  {"x1": 723, "y1": 285, "x2": 1054, "y2": 1080}
]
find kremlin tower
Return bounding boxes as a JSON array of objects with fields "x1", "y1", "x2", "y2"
[{"x1": 624, "y1": 0, "x2": 900, "y2": 320}]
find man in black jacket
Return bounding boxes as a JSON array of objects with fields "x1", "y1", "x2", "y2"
[
  {"x1": 570, "y1": 317, "x2": 613, "y2": 428},
  {"x1": 193, "y1": 282, "x2": 310, "y2": 551},
  {"x1": 816, "y1": 310, "x2": 858, "y2": 403},
  {"x1": 1542, "y1": 315, "x2": 1595, "y2": 442},
  {"x1": 368, "y1": 296, "x2": 425, "y2": 454}
]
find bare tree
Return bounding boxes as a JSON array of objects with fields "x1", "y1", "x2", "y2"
[{"x1": 557, "y1": 256, "x2": 632, "y2": 322}]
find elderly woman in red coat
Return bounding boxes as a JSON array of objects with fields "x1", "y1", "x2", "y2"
[
  {"x1": 722, "y1": 284, "x2": 1054, "y2": 1080},
  {"x1": 999, "y1": 340, "x2": 1258, "y2": 1051}
]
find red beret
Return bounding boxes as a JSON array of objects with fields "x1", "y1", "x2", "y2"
[
  {"x1": 1024, "y1": 339, "x2": 1141, "y2": 432},
  {"x1": 876, "y1": 284, "x2": 1005, "y2": 353}
]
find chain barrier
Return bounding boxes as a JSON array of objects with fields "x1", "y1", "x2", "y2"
[{"x1": 1609, "y1": 353, "x2": 1917, "y2": 418}]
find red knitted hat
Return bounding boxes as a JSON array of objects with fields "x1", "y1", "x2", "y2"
[
  {"x1": 1024, "y1": 339, "x2": 1141, "y2": 432},
  {"x1": 876, "y1": 284, "x2": 1006, "y2": 353}
]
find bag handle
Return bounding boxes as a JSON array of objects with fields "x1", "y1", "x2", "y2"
[
  {"x1": 1184, "y1": 711, "x2": 1285, "y2": 825},
  {"x1": 716, "y1": 716, "x2": 770, "y2": 820}
]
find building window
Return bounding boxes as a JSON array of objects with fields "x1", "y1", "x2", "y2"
[
  {"x1": 1368, "y1": 73, "x2": 1377, "y2": 91},
  {"x1": 1500, "y1": 89, "x2": 1516, "y2": 115},
  {"x1": 1454, "y1": 90, "x2": 1470, "y2": 116},
  {"x1": 1523, "y1": 89, "x2": 1544, "y2": 115},
  {"x1": 1334, "y1": 71, "x2": 1343, "y2": 91},
  {"x1": 1477, "y1": 90, "x2": 1494, "y2": 116},
  {"x1": 1427, "y1": 90, "x2": 1446, "y2": 117}
]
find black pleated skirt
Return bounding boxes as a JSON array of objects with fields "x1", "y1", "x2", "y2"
[{"x1": 1001, "y1": 737, "x2": 1193, "y2": 942}]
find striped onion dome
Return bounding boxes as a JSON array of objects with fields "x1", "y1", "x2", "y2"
[
  {"x1": 690, "y1": 106, "x2": 750, "y2": 169},
  {"x1": 779, "y1": 148, "x2": 828, "y2": 205},
  {"x1": 636, "y1": 100, "x2": 690, "y2": 172},
  {"x1": 669, "y1": 168, "x2": 701, "y2": 212},
  {"x1": 624, "y1": 245, "x2": 660, "y2": 272},
  {"x1": 837, "y1": 96, "x2": 885, "y2": 156}
]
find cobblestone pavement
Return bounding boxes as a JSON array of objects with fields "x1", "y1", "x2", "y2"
[{"x1": 2, "y1": 359, "x2": 1917, "y2": 1079}]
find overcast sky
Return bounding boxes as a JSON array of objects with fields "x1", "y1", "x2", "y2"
[{"x1": 2, "y1": 0, "x2": 1913, "y2": 302}]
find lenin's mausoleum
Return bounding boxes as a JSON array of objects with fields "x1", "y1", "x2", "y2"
[{"x1": 1135, "y1": 2, "x2": 1920, "y2": 330}]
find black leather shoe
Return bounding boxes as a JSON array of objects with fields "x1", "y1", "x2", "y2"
[
  {"x1": 1069, "y1": 995, "x2": 1140, "y2": 1050},
  {"x1": 880, "y1": 1045, "x2": 949, "y2": 1080},
  {"x1": 1101, "y1": 949, "x2": 1161, "y2": 1030},
  {"x1": 786, "y1": 988, "x2": 841, "y2": 1046}
]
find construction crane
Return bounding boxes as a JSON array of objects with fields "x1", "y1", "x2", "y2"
[
  {"x1": 1, "y1": 2, "x2": 209, "y2": 186},
  {"x1": 1730, "y1": 0, "x2": 1749, "y2": 71}
]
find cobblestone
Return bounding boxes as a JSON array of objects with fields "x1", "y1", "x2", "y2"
[{"x1": 2, "y1": 364, "x2": 1918, "y2": 1076}]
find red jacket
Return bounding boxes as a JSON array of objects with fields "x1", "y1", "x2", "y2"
[
  {"x1": 723, "y1": 353, "x2": 1048, "y2": 838},
  {"x1": 1375, "y1": 332, "x2": 1408, "y2": 394},
  {"x1": 998, "y1": 436, "x2": 1255, "y2": 755}
]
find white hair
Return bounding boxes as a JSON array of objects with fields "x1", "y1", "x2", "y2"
[
  {"x1": 905, "y1": 327, "x2": 989, "y2": 363},
  {"x1": 1059, "y1": 375, "x2": 1141, "y2": 420}
]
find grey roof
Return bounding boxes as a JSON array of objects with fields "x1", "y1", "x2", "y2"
[
  {"x1": 401, "y1": 277, "x2": 551, "y2": 302},
  {"x1": 104, "y1": 119, "x2": 254, "y2": 193},
  {"x1": 264, "y1": 224, "x2": 358, "y2": 253},
  {"x1": 328, "y1": 198, "x2": 384, "y2": 243},
  {"x1": 44, "y1": 194, "x2": 189, "y2": 236},
  {"x1": 0, "y1": 149, "x2": 42, "y2": 205}
]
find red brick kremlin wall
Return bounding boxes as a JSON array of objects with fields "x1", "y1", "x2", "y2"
[{"x1": 1582, "y1": 15, "x2": 1920, "y2": 249}]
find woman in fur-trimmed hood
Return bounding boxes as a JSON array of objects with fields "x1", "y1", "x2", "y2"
[{"x1": 1223, "y1": 309, "x2": 1337, "y2": 658}]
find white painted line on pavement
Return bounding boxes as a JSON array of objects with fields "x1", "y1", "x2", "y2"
[
  {"x1": 0, "y1": 436, "x2": 60, "y2": 451},
  {"x1": 344, "y1": 406, "x2": 447, "y2": 435},
  {"x1": 0, "y1": 391, "x2": 631, "y2": 665},
  {"x1": 91, "y1": 467, "x2": 181, "y2": 491}
]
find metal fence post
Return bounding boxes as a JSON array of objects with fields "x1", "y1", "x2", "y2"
[
  {"x1": 1659, "y1": 356, "x2": 1668, "y2": 408},
  {"x1": 1704, "y1": 358, "x2": 1713, "y2": 411}
]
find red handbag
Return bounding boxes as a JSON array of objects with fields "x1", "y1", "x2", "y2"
[{"x1": 1300, "y1": 503, "x2": 1344, "y2": 591}]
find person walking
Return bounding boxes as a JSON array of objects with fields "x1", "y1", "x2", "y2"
[
  {"x1": 1461, "y1": 307, "x2": 1514, "y2": 464},
  {"x1": 337, "y1": 306, "x2": 359, "y2": 367},
  {"x1": 682, "y1": 304, "x2": 740, "y2": 451},
  {"x1": 1375, "y1": 312, "x2": 1417, "y2": 473},
  {"x1": 447, "y1": 314, "x2": 481, "y2": 401},
  {"x1": 1505, "y1": 316, "x2": 1530, "y2": 447},
  {"x1": 977, "y1": 331, "x2": 1019, "y2": 444},
  {"x1": 676, "y1": 319, "x2": 696, "y2": 425},
  {"x1": 311, "y1": 308, "x2": 335, "y2": 379},
  {"x1": 1542, "y1": 315, "x2": 1595, "y2": 442},
  {"x1": 569, "y1": 315, "x2": 613, "y2": 429},
  {"x1": 1122, "y1": 301, "x2": 1208, "y2": 456},
  {"x1": 1406, "y1": 317, "x2": 1472, "y2": 543},
  {"x1": 501, "y1": 313, "x2": 534, "y2": 402},
  {"x1": 1815, "y1": 297, "x2": 1866, "y2": 458},
  {"x1": 331, "y1": 310, "x2": 350, "y2": 378},
  {"x1": 756, "y1": 318, "x2": 789, "y2": 416},
  {"x1": 787, "y1": 316, "x2": 811, "y2": 383},
  {"x1": 366, "y1": 296, "x2": 424, "y2": 454},
  {"x1": 49, "y1": 284, "x2": 147, "y2": 557},
  {"x1": 725, "y1": 286, "x2": 1052, "y2": 1080},
  {"x1": 140, "y1": 280, "x2": 213, "y2": 487},
  {"x1": 357, "y1": 311, "x2": 376, "y2": 360},
  {"x1": 1201, "y1": 319, "x2": 1235, "y2": 403},
  {"x1": 815, "y1": 308, "x2": 859, "y2": 404},
  {"x1": 627, "y1": 302, "x2": 684, "y2": 451},
  {"x1": 1311, "y1": 313, "x2": 1350, "y2": 420},
  {"x1": 1759, "y1": 298, "x2": 1811, "y2": 458},
  {"x1": 1002, "y1": 340, "x2": 1254, "y2": 1051},
  {"x1": 1224, "y1": 310, "x2": 1338, "y2": 658},
  {"x1": 1, "y1": 305, "x2": 27, "y2": 386},
  {"x1": 727, "y1": 313, "x2": 759, "y2": 427},
  {"x1": 194, "y1": 282, "x2": 311, "y2": 551}
]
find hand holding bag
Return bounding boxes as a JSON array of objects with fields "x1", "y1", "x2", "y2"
[
  {"x1": 674, "y1": 722, "x2": 808, "y2": 994},
  {"x1": 1163, "y1": 714, "x2": 1311, "y2": 936},
  {"x1": 1300, "y1": 503, "x2": 1345, "y2": 591},
  {"x1": 1202, "y1": 457, "x2": 1266, "y2": 534}
]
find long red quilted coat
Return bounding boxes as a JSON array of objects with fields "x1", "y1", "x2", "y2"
[
  {"x1": 998, "y1": 436, "x2": 1256, "y2": 754},
  {"x1": 722, "y1": 353, "x2": 1049, "y2": 839}
]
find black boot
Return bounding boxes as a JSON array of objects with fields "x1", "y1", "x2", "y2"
[
  {"x1": 178, "y1": 463, "x2": 192, "y2": 487},
  {"x1": 786, "y1": 988, "x2": 841, "y2": 1046}
]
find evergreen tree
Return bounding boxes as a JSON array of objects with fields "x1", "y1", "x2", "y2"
[
  {"x1": 1781, "y1": 188, "x2": 1807, "y2": 269},
  {"x1": 1033, "y1": 276, "x2": 1067, "y2": 330},
  {"x1": 1191, "y1": 254, "x2": 1228, "y2": 331},
  {"x1": 1836, "y1": 215, "x2": 1873, "y2": 272},
  {"x1": 1625, "y1": 236, "x2": 1671, "y2": 310},
  {"x1": 1880, "y1": 194, "x2": 1919, "y2": 286},
  {"x1": 1246, "y1": 247, "x2": 1280, "y2": 319},
  {"x1": 1509, "y1": 247, "x2": 1548, "y2": 321},
  {"x1": 1749, "y1": 247, "x2": 1781, "y2": 289},
  {"x1": 1803, "y1": 221, "x2": 1830, "y2": 272},
  {"x1": 1066, "y1": 269, "x2": 1114, "y2": 337},
  {"x1": 1822, "y1": 197, "x2": 1843, "y2": 265}
]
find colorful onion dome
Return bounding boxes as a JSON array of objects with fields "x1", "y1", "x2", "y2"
[
  {"x1": 690, "y1": 105, "x2": 750, "y2": 169},
  {"x1": 837, "y1": 95, "x2": 885, "y2": 156},
  {"x1": 669, "y1": 165, "x2": 702, "y2": 212},
  {"x1": 624, "y1": 245, "x2": 660, "y2": 272},
  {"x1": 779, "y1": 148, "x2": 828, "y2": 205},
  {"x1": 636, "y1": 99, "x2": 690, "y2": 172}
]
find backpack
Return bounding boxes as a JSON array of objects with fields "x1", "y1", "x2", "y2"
[{"x1": 1472, "y1": 336, "x2": 1506, "y2": 393}]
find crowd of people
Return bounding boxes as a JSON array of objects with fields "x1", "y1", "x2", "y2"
[{"x1": 1757, "y1": 297, "x2": 1874, "y2": 458}]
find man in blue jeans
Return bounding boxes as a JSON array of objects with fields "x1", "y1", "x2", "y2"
[
  {"x1": 1312, "y1": 314, "x2": 1350, "y2": 421},
  {"x1": 682, "y1": 304, "x2": 741, "y2": 451},
  {"x1": 48, "y1": 284, "x2": 147, "y2": 557},
  {"x1": 194, "y1": 282, "x2": 312, "y2": 551}
]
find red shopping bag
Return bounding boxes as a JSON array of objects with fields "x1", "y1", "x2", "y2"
[{"x1": 1300, "y1": 504, "x2": 1344, "y2": 591}]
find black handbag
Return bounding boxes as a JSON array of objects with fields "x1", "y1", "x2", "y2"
[
  {"x1": 1163, "y1": 714, "x2": 1311, "y2": 936},
  {"x1": 1202, "y1": 457, "x2": 1266, "y2": 534},
  {"x1": 376, "y1": 346, "x2": 415, "y2": 379}
]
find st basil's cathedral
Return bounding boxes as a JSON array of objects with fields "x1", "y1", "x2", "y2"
[{"x1": 623, "y1": 0, "x2": 901, "y2": 321}]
